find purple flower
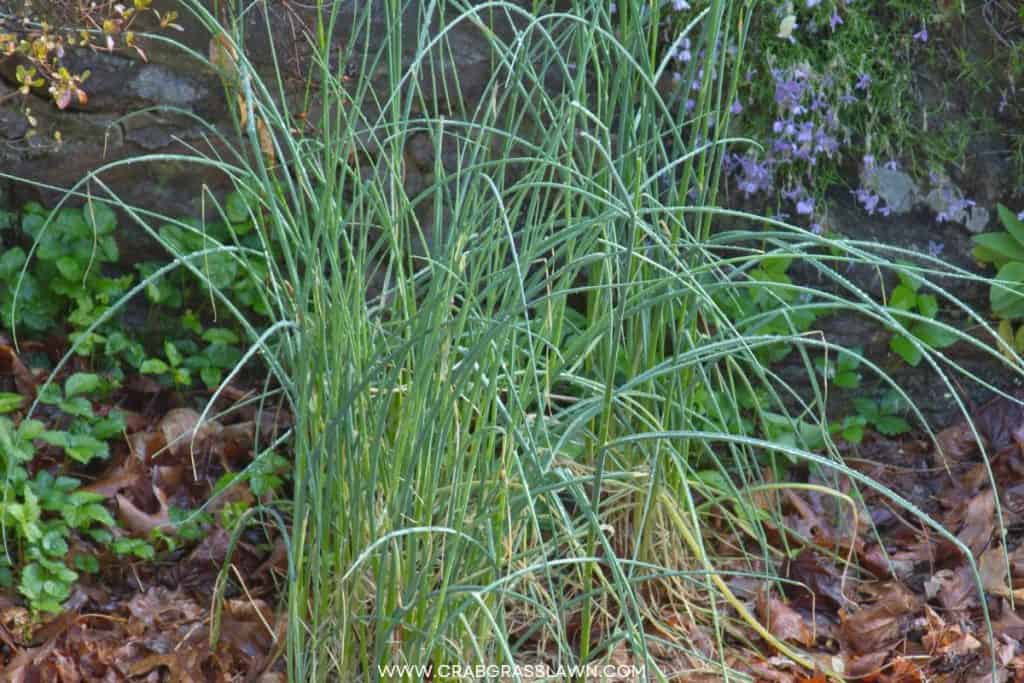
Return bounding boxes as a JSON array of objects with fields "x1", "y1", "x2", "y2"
[
  {"x1": 855, "y1": 73, "x2": 871, "y2": 91},
  {"x1": 806, "y1": 0, "x2": 821, "y2": 6},
  {"x1": 730, "y1": 99, "x2": 743, "y2": 115},
  {"x1": 673, "y1": 0, "x2": 691, "y2": 10},
  {"x1": 1018, "y1": 209, "x2": 1024, "y2": 221},
  {"x1": 854, "y1": 188, "x2": 881, "y2": 214},
  {"x1": 796, "y1": 198, "x2": 815, "y2": 215},
  {"x1": 774, "y1": 71, "x2": 808, "y2": 112},
  {"x1": 730, "y1": 153, "x2": 774, "y2": 197},
  {"x1": 913, "y1": 27, "x2": 928, "y2": 43},
  {"x1": 829, "y1": 12, "x2": 843, "y2": 30},
  {"x1": 927, "y1": 240, "x2": 944, "y2": 257},
  {"x1": 671, "y1": 37, "x2": 692, "y2": 63},
  {"x1": 811, "y1": 223, "x2": 824, "y2": 235}
]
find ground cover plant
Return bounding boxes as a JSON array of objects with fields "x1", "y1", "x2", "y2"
[{"x1": 1, "y1": 0, "x2": 1024, "y2": 681}]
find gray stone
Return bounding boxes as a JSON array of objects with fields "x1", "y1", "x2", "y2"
[
  {"x1": 128, "y1": 65, "x2": 206, "y2": 109},
  {"x1": 863, "y1": 167, "x2": 919, "y2": 215}
]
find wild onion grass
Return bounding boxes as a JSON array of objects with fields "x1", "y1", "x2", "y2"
[{"x1": 5, "y1": 0, "x2": 1024, "y2": 680}]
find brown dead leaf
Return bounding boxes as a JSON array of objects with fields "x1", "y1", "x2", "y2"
[
  {"x1": 994, "y1": 600, "x2": 1024, "y2": 640},
  {"x1": 839, "y1": 582, "x2": 917, "y2": 655},
  {"x1": 783, "y1": 549, "x2": 846, "y2": 610},
  {"x1": 757, "y1": 589, "x2": 814, "y2": 647},
  {"x1": 936, "y1": 390, "x2": 1024, "y2": 463},
  {"x1": 157, "y1": 408, "x2": 221, "y2": 462},
  {"x1": 922, "y1": 606, "x2": 981, "y2": 657},
  {"x1": 980, "y1": 545, "x2": 1024, "y2": 600},
  {"x1": 924, "y1": 566, "x2": 978, "y2": 613},
  {"x1": 958, "y1": 489, "x2": 996, "y2": 556},
  {"x1": 84, "y1": 455, "x2": 149, "y2": 498},
  {"x1": 115, "y1": 486, "x2": 171, "y2": 535},
  {"x1": 0, "y1": 341, "x2": 38, "y2": 398}
]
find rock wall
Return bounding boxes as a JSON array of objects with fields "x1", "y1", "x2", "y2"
[{"x1": 0, "y1": 0, "x2": 527, "y2": 259}]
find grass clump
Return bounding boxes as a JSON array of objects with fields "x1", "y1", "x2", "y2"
[{"x1": 5, "y1": 0, "x2": 1024, "y2": 680}]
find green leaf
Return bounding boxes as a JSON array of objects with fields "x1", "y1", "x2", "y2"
[
  {"x1": 20, "y1": 212, "x2": 45, "y2": 239},
  {"x1": 74, "y1": 555, "x2": 99, "y2": 574},
  {"x1": 54, "y1": 208, "x2": 89, "y2": 239},
  {"x1": 200, "y1": 366, "x2": 222, "y2": 389},
  {"x1": 972, "y1": 232, "x2": 1024, "y2": 267},
  {"x1": 92, "y1": 412, "x2": 126, "y2": 440},
  {"x1": 852, "y1": 398, "x2": 879, "y2": 422},
  {"x1": 164, "y1": 341, "x2": 183, "y2": 368},
  {"x1": 83, "y1": 201, "x2": 117, "y2": 235},
  {"x1": 834, "y1": 371, "x2": 861, "y2": 389},
  {"x1": 874, "y1": 415, "x2": 911, "y2": 436},
  {"x1": 225, "y1": 191, "x2": 250, "y2": 224},
  {"x1": 910, "y1": 321, "x2": 958, "y2": 349},
  {"x1": 916, "y1": 293, "x2": 939, "y2": 319},
  {"x1": 57, "y1": 396, "x2": 93, "y2": 418},
  {"x1": 991, "y1": 262, "x2": 1024, "y2": 320},
  {"x1": 19, "y1": 563, "x2": 44, "y2": 601},
  {"x1": 140, "y1": 358, "x2": 169, "y2": 375},
  {"x1": 889, "y1": 284, "x2": 917, "y2": 311},
  {"x1": 841, "y1": 423, "x2": 864, "y2": 444},
  {"x1": 17, "y1": 419, "x2": 44, "y2": 442},
  {"x1": 40, "y1": 530, "x2": 68, "y2": 557},
  {"x1": 890, "y1": 334, "x2": 922, "y2": 366},
  {"x1": 998, "y1": 204, "x2": 1024, "y2": 248},
  {"x1": 0, "y1": 393, "x2": 24, "y2": 414},
  {"x1": 99, "y1": 235, "x2": 119, "y2": 262},
  {"x1": 63, "y1": 434, "x2": 109, "y2": 463},
  {"x1": 65, "y1": 373, "x2": 100, "y2": 398},
  {"x1": 201, "y1": 328, "x2": 240, "y2": 345},
  {"x1": 55, "y1": 255, "x2": 84, "y2": 282},
  {"x1": 0, "y1": 247, "x2": 26, "y2": 280}
]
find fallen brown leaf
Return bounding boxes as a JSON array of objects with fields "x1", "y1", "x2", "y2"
[{"x1": 757, "y1": 589, "x2": 815, "y2": 648}]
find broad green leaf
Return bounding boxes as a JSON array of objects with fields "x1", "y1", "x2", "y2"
[
  {"x1": 54, "y1": 256, "x2": 83, "y2": 282},
  {"x1": 916, "y1": 293, "x2": 939, "y2": 319},
  {"x1": 140, "y1": 358, "x2": 169, "y2": 375},
  {"x1": 841, "y1": 423, "x2": 864, "y2": 444},
  {"x1": 991, "y1": 262, "x2": 1024, "y2": 320},
  {"x1": 890, "y1": 334, "x2": 922, "y2": 366},
  {"x1": 40, "y1": 530, "x2": 68, "y2": 557},
  {"x1": 164, "y1": 341, "x2": 183, "y2": 368},
  {"x1": 833, "y1": 371, "x2": 861, "y2": 389},
  {"x1": 910, "y1": 321, "x2": 958, "y2": 349},
  {"x1": 0, "y1": 393, "x2": 24, "y2": 414},
  {"x1": 202, "y1": 328, "x2": 240, "y2": 345},
  {"x1": 200, "y1": 366, "x2": 222, "y2": 389},
  {"x1": 874, "y1": 415, "x2": 911, "y2": 436},
  {"x1": 972, "y1": 232, "x2": 1024, "y2": 267},
  {"x1": 852, "y1": 398, "x2": 879, "y2": 421},
  {"x1": 54, "y1": 208, "x2": 89, "y2": 239},
  {"x1": 64, "y1": 434, "x2": 109, "y2": 463},
  {"x1": 57, "y1": 396, "x2": 93, "y2": 418},
  {"x1": 64, "y1": 373, "x2": 100, "y2": 398},
  {"x1": 889, "y1": 284, "x2": 917, "y2": 311},
  {"x1": 225, "y1": 191, "x2": 250, "y2": 224},
  {"x1": 20, "y1": 212, "x2": 45, "y2": 238},
  {"x1": 998, "y1": 204, "x2": 1024, "y2": 248},
  {"x1": 83, "y1": 201, "x2": 117, "y2": 235},
  {"x1": 0, "y1": 247, "x2": 26, "y2": 280},
  {"x1": 17, "y1": 419, "x2": 44, "y2": 442}
]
